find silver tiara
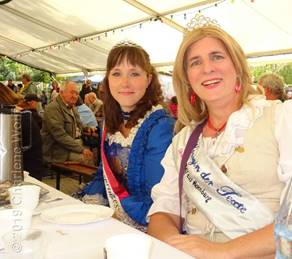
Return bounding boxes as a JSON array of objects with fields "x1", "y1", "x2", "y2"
[
  {"x1": 112, "y1": 41, "x2": 142, "y2": 49},
  {"x1": 185, "y1": 13, "x2": 219, "y2": 32}
]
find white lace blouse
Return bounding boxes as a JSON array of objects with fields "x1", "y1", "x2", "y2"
[
  {"x1": 148, "y1": 96, "x2": 292, "y2": 219},
  {"x1": 108, "y1": 105, "x2": 164, "y2": 147}
]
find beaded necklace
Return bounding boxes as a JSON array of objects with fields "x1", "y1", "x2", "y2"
[{"x1": 207, "y1": 117, "x2": 227, "y2": 137}]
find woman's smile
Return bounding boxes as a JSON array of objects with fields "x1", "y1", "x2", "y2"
[
  {"x1": 186, "y1": 37, "x2": 237, "y2": 104},
  {"x1": 201, "y1": 78, "x2": 223, "y2": 89}
]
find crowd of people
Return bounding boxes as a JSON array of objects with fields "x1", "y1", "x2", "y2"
[
  {"x1": 1, "y1": 15, "x2": 292, "y2": 258},
  {"x1": 0, "y1": 74, "x2": 104, "y2": 178}
]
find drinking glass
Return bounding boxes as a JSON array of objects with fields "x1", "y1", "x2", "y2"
[{"x1": 2, "y1": 229, "x2": 46, "y2": 259}]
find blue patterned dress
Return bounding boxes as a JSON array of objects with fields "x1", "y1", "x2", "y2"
[{"x1": 83, "y1": 105, "x2": 174, "y2": 229}]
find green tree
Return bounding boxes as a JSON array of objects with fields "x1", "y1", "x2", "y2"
[
  {"x1": 250, "y1": 63, "x2": 292, "y2": 85},
  {"x1": 32, "y1": 70, "x2": 51, "y2": 83},
  {"x1": 0, "y1": 56, "x2": 52, "y2": 82},
  {"x1": 278, "y1": 64, "x2": 292, "y2": 84}
]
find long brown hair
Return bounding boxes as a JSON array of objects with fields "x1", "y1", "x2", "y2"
[{"x1": 103, "y1": 44, "x2": 164, "y2": 134}]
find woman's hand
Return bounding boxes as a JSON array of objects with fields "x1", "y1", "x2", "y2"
[
  {"x1": 166, "y1": 234, "x2": 230, "y2": 259},
  {"x1": 164, "y1": 224, "x2": 275, "y2": 259}
]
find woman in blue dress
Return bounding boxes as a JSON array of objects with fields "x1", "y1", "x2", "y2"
[{"x1": 82, "y1": 42, "x2": 174, "y2": 231}]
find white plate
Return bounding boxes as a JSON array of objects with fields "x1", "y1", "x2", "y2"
[
  {"x1": 33, "y1": 204, "x2": 44, "y2": 216},
  {"x1": 40, "y1": 204, "x2": 114, "y2": 225}
]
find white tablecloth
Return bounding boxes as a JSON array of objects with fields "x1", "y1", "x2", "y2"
[{"x1": 0, "y1": 175, "x2": 194, "y2": 259}]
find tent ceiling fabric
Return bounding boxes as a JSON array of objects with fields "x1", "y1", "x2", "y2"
[{"x1": 0, "y1": 0, "x2": 291, "y2": 75}]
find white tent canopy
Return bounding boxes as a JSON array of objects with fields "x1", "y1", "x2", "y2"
[{"x1": 0, "y1": 0, "x2": 291, "y2": 75}]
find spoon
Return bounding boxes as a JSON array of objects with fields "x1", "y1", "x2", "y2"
[{"x1": 43, "y1": 197, "x2": 63, "y2": 203}]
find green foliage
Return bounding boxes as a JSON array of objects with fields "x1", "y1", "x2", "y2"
[
  {"x1": 250, "y1": 63, "x2": 292, "y2": 85},
  {"x1": 31, "y1": 70, "x2": 51, "y2": 83},
  {"x1": 0, "y1": 56, "x2": 52, "y2": 82},
  {"x1": 279, "y1": 64, "x2": 292, "y2": 85}
]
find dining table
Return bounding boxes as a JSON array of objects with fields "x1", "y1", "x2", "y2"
[{"x1": 0, "y1": 173, "x2": 194, "y2": 259}]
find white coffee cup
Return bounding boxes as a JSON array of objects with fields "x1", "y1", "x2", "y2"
[
  {"x1": 105, "y1": 233, "x2": 152, "y2": 259},
  {"x1": 0, "y1": 208, "x2": 32, "y2": 250},
  {"x1": 9, "y1": 185, "x2": 41, "y2": 211}
]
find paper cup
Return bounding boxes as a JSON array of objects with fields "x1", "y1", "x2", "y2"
[
  {"x1": 105, "y1": 233, "x2": 152, "y2": 259},
  {"x1": 9, "y1": 185, "x2": 40, "y2": 211}
]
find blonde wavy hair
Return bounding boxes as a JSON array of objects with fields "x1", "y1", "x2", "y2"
[{"x1": 173, "y1": 26, "x2": 257, "y2": 132}]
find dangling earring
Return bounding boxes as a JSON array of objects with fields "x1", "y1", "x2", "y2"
[
  {"x1": 235, "y1": 76, "x2": 242, "y2": 93},
  {"x1": 190, "y1": 93, "x2": 196, "y2": 105},
  {"x1": 235, "y1": 83, "x2": 241, "y2": 93}
]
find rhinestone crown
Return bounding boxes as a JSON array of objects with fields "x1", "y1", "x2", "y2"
[{"x1": 186, "y1": 13, "x2": 219, "y2": 32}]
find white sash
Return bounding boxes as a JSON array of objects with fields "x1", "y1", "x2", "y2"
[
  {"x1": 103, "y1": 171, "x2": 147, "y2": 232},
  {"x1": 184, "y1": 144, "x2": 274, "y2": 239}
]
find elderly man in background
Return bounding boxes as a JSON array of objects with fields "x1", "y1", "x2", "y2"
[
  {"x1": 41, "y1": 81, "x2": 94, "y2": 165},
  {"x1": 84, "y1": 92, "x2": 103, "y2": 116},
  {"x1": 258, "y1": 73, "x2": 286, "y2": 102}
]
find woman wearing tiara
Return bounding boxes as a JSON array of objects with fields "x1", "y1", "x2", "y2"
[
  {"x1": 81, "y1": 42, "x2": 174, "y2": 232},
  {"x1": 147, "y1": 15, "x2": 292, "y2": 258}
]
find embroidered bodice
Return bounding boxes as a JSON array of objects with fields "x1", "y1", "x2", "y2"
[{"x1": 106, "y1": 105, "x2": 164, "y2": 189}]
